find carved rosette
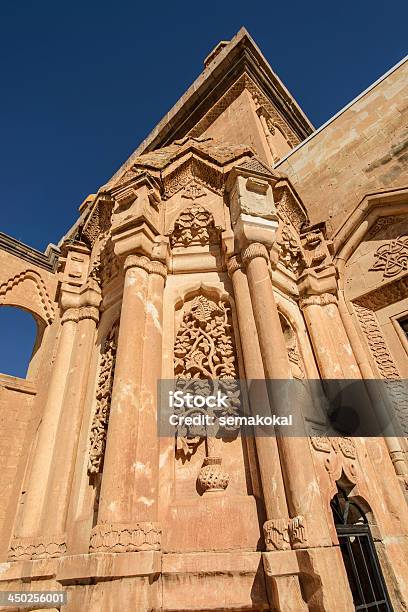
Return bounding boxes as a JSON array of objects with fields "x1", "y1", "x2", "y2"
[
  {"x1": 88, "y1": 323, "x2": 119, "y2": 475},
  {"x1": 263, "y1": 516, "x2": 307, "y2": 551},
  {"x1": 9, "y1": 535, "x2": 67, "y2": 561},
  {"x1": 89, "y1": 522, "x2": 161, "y2": 553},
  {"x1": 170, "y1": 206, "x2": 220, "y2": 248}
]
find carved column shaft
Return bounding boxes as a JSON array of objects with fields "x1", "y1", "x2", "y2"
[
  {"x1": 228, "y1": 256, "x2": 288, "y2": 522},
  {"x1": 94, "y1": 255, "x2": 164, "y2": 552},
  {"x1": 40, "y1": 306, "x2": 100, "y2": 536},
  {"x1": 136, "y1": 263, "x2": 166, "y2": 521},
  {"x1": 242, "y1": 243, "x2": 331, "y2": 549},
  {"x1": 97, "y1": 256, "x2": 149, "y2": 526},
  {"x1": 300, "y1": 294, "x2": 360, "y2": 379},
  {"x1": 12, "y1": 312, "x2": 77, "y2": 542}
]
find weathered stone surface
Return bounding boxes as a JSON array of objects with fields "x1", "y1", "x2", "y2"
[{"x1": 0, "y1": 27, "x2": 407, "y2": 612}]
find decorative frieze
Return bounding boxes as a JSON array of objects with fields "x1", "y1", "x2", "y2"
[
  {"x1": 353, "y1": 301, "x2": 408, "y2": 434},
  {"x1": 89, "y1": 522, "x2": 161, "y2": 553},
  {"x1": 88, "y1": 322, "x2": 119, "y2": 475},
  {"x1": 9, "y1": 535, "x2": 67, "y2": 561}
]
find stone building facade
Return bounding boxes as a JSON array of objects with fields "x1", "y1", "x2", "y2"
[{"x1": 0, "y1": 28, "x2": 407, "y2": 611}]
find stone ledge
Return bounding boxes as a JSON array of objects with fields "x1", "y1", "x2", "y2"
[
  {"x1": 0, "y1": 374, "x2": 37, "y2": 395},
  {"x1": 0, "y1": 551, "x2": 161, "y2": 583}
]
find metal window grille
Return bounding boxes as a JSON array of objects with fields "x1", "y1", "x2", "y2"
[{"x1": 331, "y1": 489, "x2": 393, "y2": 611}]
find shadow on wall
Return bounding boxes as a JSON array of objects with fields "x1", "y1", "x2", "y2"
[{"x1": 0, "y1": 306, "x2": 38, "y2": 378}]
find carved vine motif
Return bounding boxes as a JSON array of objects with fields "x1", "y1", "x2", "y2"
[
  {"x1": 170, "y1": 206, "x2": 220, "y2": 248},
  {"x1": 173, "y1": 295, "x2": 240, "y2": 491},
  {"x1": 353, "y1": 302, "x2": 408, "y2": 434},
  {"x1": 89, "y1": 236, "x2": 120, "y2": 288},
  {"x1": 81, "y1": 195, "x2": 114, "y2": 248},
  {"x1": 276, "y1": 225, "x2": 306, "y2": 275},
  {"x1": 88, "y1": 322, "x2": 119, "y2": 475},
  {"x1": 369, "y1": 235, "x2": 408, "y2": 279},
  {"x1": 274, "y1": 186, "x2": 308, "y2": 233}
]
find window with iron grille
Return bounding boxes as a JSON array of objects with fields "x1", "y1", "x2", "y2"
[{"x1": 331, "y1": 487, "x2": 393, "y2": 611}]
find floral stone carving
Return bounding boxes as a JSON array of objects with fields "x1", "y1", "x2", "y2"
[
  {"x1": 173, "y1": 295, "x2": 240, "y2": 491},
  {"x1": 88, "y1": 322, "x2": 119, "y2": 475},
  {"x1": 170, "y1": 206, "x2": 220, "y2": 248}
]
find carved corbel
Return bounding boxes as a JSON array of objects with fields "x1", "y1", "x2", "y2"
[
  {"x1": 226, "y1": 165, "x2": 279, "y2": 251},
  {"x1": 110, "y1": 172, "x2": 163, "y2": 259}
]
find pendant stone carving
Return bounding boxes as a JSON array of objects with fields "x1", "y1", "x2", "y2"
[{"x1": 173, "y1": 295, "x2": 240, "y2": 492}]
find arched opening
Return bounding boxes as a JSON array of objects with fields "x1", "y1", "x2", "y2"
[
  {"x1": 0, "y1": 306, "x2": 40, "y2": 378},
  {"x1": 331, "y1": 484, "x2": 393, "y2": 611}
]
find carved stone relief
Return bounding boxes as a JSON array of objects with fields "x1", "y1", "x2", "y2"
[
  {"x1": 88, "y1": 322, "x2": 119, "y2": 475},
  {"x1": 369, "y1": 235, "x2": 408, "y2": 279},
  {"x1": 170, "y1": 206, "x2": 221, "y2": 249},
  {"x1": 173, "y1": 295, "x2": 240, "y2": 492}
]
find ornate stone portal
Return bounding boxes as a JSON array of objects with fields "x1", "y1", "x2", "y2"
[{"x1": 0, "y1": 27, "x2": 407, "y2": 612}]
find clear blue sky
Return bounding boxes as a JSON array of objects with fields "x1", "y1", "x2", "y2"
[{"x1": 0, "y1": 0, "x2": 407, "y2": 377}]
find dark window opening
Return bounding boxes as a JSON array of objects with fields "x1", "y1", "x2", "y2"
[
  {"x1": 331, "y1": 487, "x2": 393, "y2": 611},
  {"x1": 0, "y1": 306, "x2": 38, "y2": 378},
  {"x1": 398, "y1": 317, "x2": 408, "y2": 340}
]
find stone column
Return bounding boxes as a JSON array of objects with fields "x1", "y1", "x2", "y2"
[
  {"x1": 9, "y1": 308, "x2": 77, "y2": 559},
  {"x1": 91, "y1": 255, "x2": 164, "y2": 552},
  {"x1": 227, "y1": 255, "x2": 289, "y2": 528},
  {"x1": 300, "y1": 293, "x2": 360, "y2": 380},
  {"x1": 242, "y1": 242, "x2": 331, "y2": 549},
  {"x1": 40, "y1": 305, "x2": 100, "y2": 537}
]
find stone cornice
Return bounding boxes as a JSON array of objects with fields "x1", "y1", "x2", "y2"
[{"x1": 0, "y1": 232, "x2": 59, "y2": 273}]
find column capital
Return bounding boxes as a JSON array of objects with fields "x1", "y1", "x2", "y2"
[
  {"x1": 226, "y1": 254, "x2": 242, "y2": 277},
  {"x1": 78, "y1": 305, "x2": 100, "y2": 323},
  {"x1": 242, "y1": 242, "x2": 270, "y2": 266},
  {"x1": 299, "y1": 293, "x2": 338, "y2": 309},
  {"x1": 124, "y1": 254, "x2": 167, "y2": 279},
  {"x1": 61, "y1": 307, "x2": 80, "y2": 324},
  {"x1": 149, "y1": 259, "x2": 167, "y2": 279},
  {"x1": 124, "y1": 254, "x2": 151, "y2": 273}
]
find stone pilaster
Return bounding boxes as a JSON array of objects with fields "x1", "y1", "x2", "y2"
[
  {"x1": 9, "y1": 244, "x2": 100, "y2": 561},
  {"x1": 94, "y1": 254, "x2": 166, "y2": 552},
  {"x1": 227, "y1": 254, "x2": 289, "y2": 527},
  {"x1": 240, "y1": 241, "x2": 331, "y2": 550}
]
